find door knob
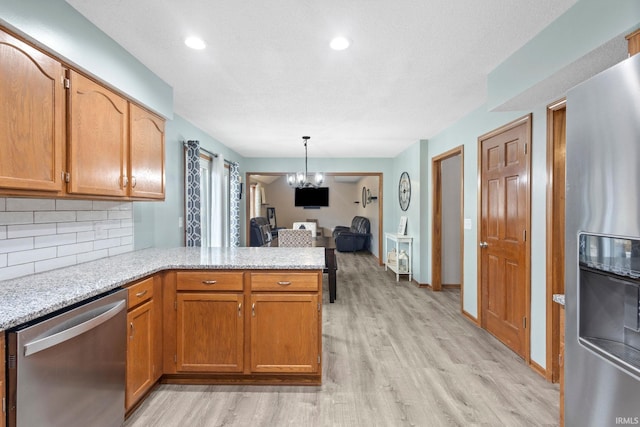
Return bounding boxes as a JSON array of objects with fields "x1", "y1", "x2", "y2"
[{"x1": 479, "y1": 241, "x2": 488, "y2": 248}]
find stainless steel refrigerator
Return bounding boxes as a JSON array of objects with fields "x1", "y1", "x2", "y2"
[{"x1": 566, "y1": 53, "x2": 640, "y2": 426}]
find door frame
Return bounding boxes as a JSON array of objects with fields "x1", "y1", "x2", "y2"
[
  {"x1": 545, "y1": 98, "x2": 566, "y2": 382},
  {"x1": 245, "y1": 172, "x2": 384, "y2": 264},
  {"x1": 476, "y1": 114, "x2": 532, "y2": 362},
  {"x1": 431, "y1": 145, "x2": 464, "y2": 301}
]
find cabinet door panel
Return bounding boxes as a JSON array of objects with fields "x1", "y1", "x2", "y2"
[
  {"x1": 251, "y1": 293, "x2": 319, "y2": 373},
  {"x1": 129, "y1": 103, "x2": 165, "y2": 199},
  {"x1": 176, "y1": 293, "x2": 244, "y2": 372},
  {"x1": 68, "y1": 70, "x2": 128, "y2": 196},
  {"x1": 126, "y1": 300, "x2": 153, "y2": 410},
  {"x1": 0, "y1": 30, "x2": 63, "y2": 192}
]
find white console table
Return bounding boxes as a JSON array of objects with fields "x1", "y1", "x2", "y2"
[{"x1": 384, "y1": 233, "x2": 413, "y2": 282}]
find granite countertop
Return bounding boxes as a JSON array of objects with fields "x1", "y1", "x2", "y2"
[
  {"x1": 553, "y1": 294, "x2": 565, "y2": 306},
  {"x1": 0, "y1": 246, "x2": 325, "y2": 331}
]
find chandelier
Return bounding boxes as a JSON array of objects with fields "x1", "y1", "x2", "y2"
[{"x1": 287, "y1": 136, "x2": 324, "y2": 187}]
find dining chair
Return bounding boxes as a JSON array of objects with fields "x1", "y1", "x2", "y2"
[{"x1": 278, "y1": 229, "x2": 313, "y2": 247}]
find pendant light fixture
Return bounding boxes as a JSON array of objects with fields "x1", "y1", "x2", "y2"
[{"x1": 287, "y1": 136, "x2": 324, "y2": 187}]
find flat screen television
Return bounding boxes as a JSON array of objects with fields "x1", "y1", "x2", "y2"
[{"x1": 294, "y1": 187, "x2": 329, "y2": 207}]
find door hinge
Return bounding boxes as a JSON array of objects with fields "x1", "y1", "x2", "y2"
[
  {"x1": 523, "y1": 317, "x2": 527, "y2": 329},
  {"x1": 62, "y1": 171, "x2": 70, "y2": 183},
  {"x1": 524, "y1": 143, "x2": 528, "y2": 154},
  {"x1": 317, "y1": 302, "x2": 321, "y2": 311},
  {"x1": 2, "y1": 396, "x2": 5, "y2": 414},
  {"x1": 174, "y1": 300, "x2": 177, "y2": 310},
  {"x1": 174, "y1": 354, "x2": 177, "y2": 363},
  {"x1": 523, "y1": 229, "x2": 526, "y2": 241},
  {"x1": 318, "y1": 355, "x2": 321, "y2": 364},
  {"x1": 63, "y1": 77, "x2": 70, "y2": 89}
]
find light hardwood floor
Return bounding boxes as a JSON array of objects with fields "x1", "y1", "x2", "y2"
[{"x1": 125, "y1": 252, "x2": 559, "y2": 426}]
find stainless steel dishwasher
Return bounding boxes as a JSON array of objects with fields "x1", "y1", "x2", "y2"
[{"x1": 6, "y1": 288, "x2": 127, "y2": 427}]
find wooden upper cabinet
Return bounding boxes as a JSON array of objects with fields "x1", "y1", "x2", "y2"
[
  {"x1": 67, "y1": 70, "x2": 128, "y2": 197},
  {"x1": 0, "y1": 30, "x2": 64, "y2": 192},
  {"x1": 626, "y1": 29, "x2": 640, "y2": 57},
  {"x1": 129, "y1": 104, "x2": 165, "y2": 199}
]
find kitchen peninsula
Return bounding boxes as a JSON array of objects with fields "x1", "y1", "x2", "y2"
[{"x1": 0, "y1": 247, "x2": 325, "y2": 422}]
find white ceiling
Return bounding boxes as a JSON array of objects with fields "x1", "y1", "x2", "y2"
[{"x1": 65, "y1": 0, "x2": 577, "y2": 158}]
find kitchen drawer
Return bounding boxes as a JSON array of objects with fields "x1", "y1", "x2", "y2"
[
  {"x1": 176, "y1": 271, "x2": 244, "y2": 291},
  {"x1": 126, "y1": 276, "x2": 154, "y2": 309},
  {"x1": 250, "y1": 272, "x2": 320, "y2": 292}
]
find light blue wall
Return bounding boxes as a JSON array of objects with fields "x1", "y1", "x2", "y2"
[
  {"x1": 0, "y1": 0, "x2": 172, "y2": 118},
  {"x1": 488, "y1": 0, "x2": 640, "y2": 110},
  {"x1": 135, "y1": 115, "x2": 245, "y2": 249},
  {"x1": 392, "y1": 142, "x2": 423, "y2": 282}
]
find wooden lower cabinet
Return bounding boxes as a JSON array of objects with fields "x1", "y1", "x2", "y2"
[
  {"x1": 176, "y1": 293, "x2": 244, "y2": 372},
  {"x1": 1, "y1": 332, "x2": 5, "y2": 427},
  {"x1": 250, "y1": 293, "x2": 320, "y2": 373},
  {"x1": 165, "y1": 269, "x2": 322, "y2": 384},
  {"x1": 125, "y1": 275, "x2": 162, "y2": 412}
]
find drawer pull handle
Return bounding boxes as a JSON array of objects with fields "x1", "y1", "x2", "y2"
[
  {"x1": 135, "y1": 290, "x2": 148, "y2": 298},
  {"x1": 277, "y1": 281, "x2": 292, "y2": 286},
  {"x1": 202, "y1": 280, "x2": 217, "y2": 285}
]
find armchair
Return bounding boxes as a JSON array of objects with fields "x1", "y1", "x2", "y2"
[
  {"x1": 249, "y1": 217, "x2": 273, "y2": 247},
  {"x1": 333, "y1": 216, "x2": 371, "y2": 252}
]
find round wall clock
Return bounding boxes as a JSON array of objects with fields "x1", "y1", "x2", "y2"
[
  {"x1": 362, "y1": 186, "x2": 368, "y2": 207},
  {"x1": 398, "y1": 172, "x2": 411, "y2": 211}
]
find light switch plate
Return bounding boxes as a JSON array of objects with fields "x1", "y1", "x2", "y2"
[
  {"x1": 178, "y1": 217, "x2": 184, "y2": 228},
  {"x1": 464, "y1": 218, "x2": 472, "y2": 230}
]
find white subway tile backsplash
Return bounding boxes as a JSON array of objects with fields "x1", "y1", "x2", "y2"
[
  {"x1": 0, "y1": 263, "x2": 34, "y2": 281},
  {"x1": 36, "y1": 233, "x2": 76, "y2": 248},
  {"x1": 56, "y1": 199, "x2": 93, "y2": 211},
  {"x1": 35, "y1": 255, "x2": 77, "y2": 273},
  {"x1": 109, "y1": 227, "x2": 132, "y2": 238},
  {"x1": 76, "y1": 231, "x2": 96, "y2": 243},
  {"x1": 94, "y1": 237, "x2": 121, "y2": 250},
  {"x1": 108, "y1": 210, "x2": 132, "y2": 220},
  {"x1": 0, "y1": 237, "x2": 34, "y2": 254},
  {"x1": 0, "y1": 197, "x2": 133, "y2": 281},
  {"x1": 8, "y1": 223, "x2": 57, "y2": 238},
  {"x1": 57, "y1": 241, "x2": 94, "y2": 257},
  {"x1": 8, "y1": 247, "x2": 56, "y2": 266},
  {"x1": 77, "y1": 249, "x2": 109, "y2": 264},
  {"x1": 57, "y1": 221, "x2": 94, "y2": 234},
  {"x1": 0, "y1": 211, "x2": 34, "y2": 225},
  {"x1": 35, "y1": 211, "x2": 76, "y2": 223},
  {"x1": 77, "y1": 211, "x2": 108, "y2": 221},
  {"x1": 6, "y1": 198, "x2": 55, "y2": 211},
  {"x1": 93, "y1": 201, "x2": 126, "y2": 211}
]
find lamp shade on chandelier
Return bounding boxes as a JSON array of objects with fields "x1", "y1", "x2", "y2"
[{"x1": 287, "y1": 136, "x2": 324, "y2": 187}]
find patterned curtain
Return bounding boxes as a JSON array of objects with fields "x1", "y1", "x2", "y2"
[
  {"x1": 185, "y1": 140, "x2": 201, "y2": 247},
  {"x1": 229, "y1": 162, "x2": 241, "y2": 247}
]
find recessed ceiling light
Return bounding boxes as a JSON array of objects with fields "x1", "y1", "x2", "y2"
[
  {"x1": 185, "y1": 36, "x2": 206, "y2": 50},
  {"x1": 330, "y1": 36, "x2": 350, "y2": 51}
]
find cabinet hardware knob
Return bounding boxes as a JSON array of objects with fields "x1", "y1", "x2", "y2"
[
  {"x1": 132, "y1": 176, "x2": 137, "y2": 188},
  {"x1": 252, "y1": 303, "x2": 255, "y2": 317},
  {"x1": 130, "y1": 322, "x2": 134, "y2": 339},
  {"x1": 479, "y1": 241, "x2": 488, "y2": 248},
  {"x1": 123, "y1": 176, "x2": 129, "y2": 187},
  {"x1": 277, "y1": 281, "x2": 292, "y2": 286},
  {"x1": 238, "y1": 303, "x2": 242, "y2": 317},
  {"x1": 135, "y1": 290, "x2": 147, "y2": 298},
  {"x1": 202, "y1": 280, "x2": 217, "y2": 285}
]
